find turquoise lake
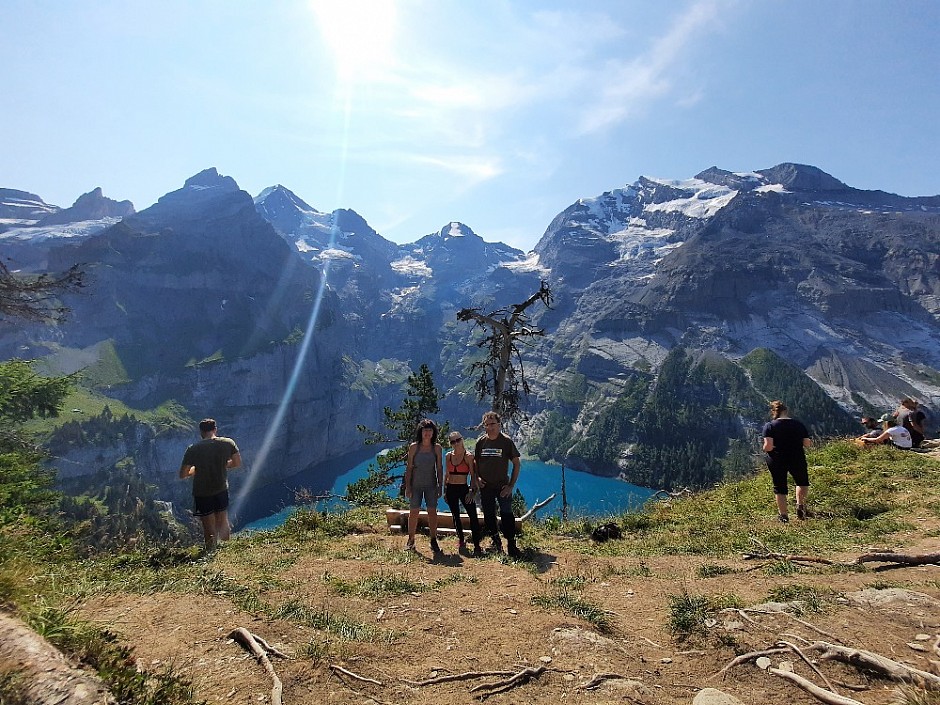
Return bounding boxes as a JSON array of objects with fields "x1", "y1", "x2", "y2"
[{"x1": 239, "y1": 451, "x2": 656, "y2": 532}]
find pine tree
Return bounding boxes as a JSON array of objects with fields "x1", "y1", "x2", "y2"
[{"x1": 349, "y1": 364, "x2": 446, "y2": 506}]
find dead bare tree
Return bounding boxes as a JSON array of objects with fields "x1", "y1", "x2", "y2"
[{"x1": 457, "y1": 280, "x2": 553, "y2": 423}]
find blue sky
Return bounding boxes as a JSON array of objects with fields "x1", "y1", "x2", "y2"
[{"x1": 3, "y1": 0, "x2": 938, "y2": 252}]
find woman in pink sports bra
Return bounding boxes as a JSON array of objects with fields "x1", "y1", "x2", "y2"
[{"x1": 444, "y1": 430, "x2": 482, "y2": 555}]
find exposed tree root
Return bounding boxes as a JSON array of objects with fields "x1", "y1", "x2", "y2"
[
  {"x1": 779, "y1": 640, "x2": 839, "y2": 694},
  {"x1": 576, "y1": 672, "x2": 631, "y2": 690},
  {"x1": 720, "y1": 635, "x2": 940, "y2": 705},
  {"x1": 807, "y1": 641, "x2": 940, "y2": 689},
  {"x1": 402, "y1": 669, "x2": 516, "y2": 687},
  {"x1": 0, "y1": 610, "x2": 117, "y2": 705},
  {"x1": 712, "y1": 647, "x2": 790, "y2": 678},
  {"x1": 330, "y1": 664, "x2": 384, "y2": 686},
  {"x1": 765, "y1": 666, "x2": 866, "y2": 705},
  {"x1": 467, "y1": 665, "x2": 546, "y2": 700},
  {"x1": 228, "y1": 628, "x2": 283, "y2": 705}
]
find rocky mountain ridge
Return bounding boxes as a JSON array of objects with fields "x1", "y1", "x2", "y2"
[{"x1": 2, "y1": 163, "x2": 940, "y2": 513}]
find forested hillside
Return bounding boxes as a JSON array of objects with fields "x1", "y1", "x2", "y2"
[{"x1": 532, "y1": 348, "x2": 858, "y2": 489}]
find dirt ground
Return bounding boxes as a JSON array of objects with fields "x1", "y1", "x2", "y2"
[{"x1": 71, "y1": 526, "x2": 940, "y2": 705}]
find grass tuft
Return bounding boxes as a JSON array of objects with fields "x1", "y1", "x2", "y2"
[
  {"x1": 667, "y1": 591, "x2": 743, "y2": 641},
  {"x1": 696, "y1": 563, "x2": 737, "y2": 579},
  {"x1": 531, "y1": 590, "x2": 614, "y2": 634}
]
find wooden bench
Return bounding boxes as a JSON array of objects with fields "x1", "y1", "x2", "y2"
[{"x1": 385, "y1": 508, "x2": 522, "y2": 535}]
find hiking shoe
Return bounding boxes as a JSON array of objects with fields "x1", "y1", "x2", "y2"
[
  {"x1": 778, "y1": 513, "x2": 789, "y2": 524},
  {"x1": 430, "y1": 538, "x2": 441, "y2": 553},
  {"x1": 796, "y1": 504, "x2": 806, "y2": 520},
  {"x1": 405, "y1": 539, "x2": 416, "y2": 551},
  {"x1": 473, "y1": 544, "x2": 483, "y2": 557},
  {"x1": 507, "y1": 542, "x2": 522, "y2": 559}
]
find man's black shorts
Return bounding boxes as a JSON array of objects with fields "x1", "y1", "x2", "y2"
[{"x1": 193, "y1": 490, "x2": 229, "y2": 517}]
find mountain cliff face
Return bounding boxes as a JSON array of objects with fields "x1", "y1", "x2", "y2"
[
  {"x1": 520, "y1": 164, "x2": 940, "y2": 483},
  {"x1": 1, "y1": 170, "x2": 403, "y2": 517},
  {"x1": 3, "y1": 162, "x2": 940, "y2": 507},
  {"x1": 533, "y1": 164, "x2": 940, "y2": 387}
]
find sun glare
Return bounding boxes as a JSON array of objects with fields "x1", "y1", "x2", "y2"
[{"x1": 310, "y1": 0, "x2": 397, "y2": 84}]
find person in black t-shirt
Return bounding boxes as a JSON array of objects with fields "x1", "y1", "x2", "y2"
[{"x1": 761, "y1": 401, "x2": 811, "y2": 523}]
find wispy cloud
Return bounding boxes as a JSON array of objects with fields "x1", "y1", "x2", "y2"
[
  {"x1": 576, "y1": 1, "x2": 727, "y2": 134},
  {"x1": 408, "y1": 153, "x2": 504, "y2": 186}
]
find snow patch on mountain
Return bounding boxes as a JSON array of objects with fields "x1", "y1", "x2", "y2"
[
  {"x1": 643, "y1": 179, "x2": 737, "y2": 219},
  {"x1": 384, "y1": 285, "x2": 424, "y2": 315},
  {"x1": 502, "y1": 251, "x2": 550, "y2": 275},
  {"x1": 577, "y1": 187, "x2": 638, "y2": 231},
  {"x1": 319, "y1": 247, "x2": 360, "y2": 262},
  {"x1": 0, "y1": 218, "x2": 123, "y2": 243},
  {"x1": 609, "y1": 220, "x2": 677, "y2": 262},
  {"x1": 390, "y1": 256, "x2": 432, "y2": 277}
]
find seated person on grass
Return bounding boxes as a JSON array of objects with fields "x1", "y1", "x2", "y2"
[{"x1": 861, "y1": 414, "x2": 913, "y2": 449}]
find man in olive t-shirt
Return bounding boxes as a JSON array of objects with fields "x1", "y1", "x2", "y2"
[{"x1": 179, "y1": 418, "x2": 241, "y2": 550}]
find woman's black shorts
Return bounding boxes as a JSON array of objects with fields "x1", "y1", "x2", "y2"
[{"x1": 767, "y1": 459, "x2": 809, "y2": 495}]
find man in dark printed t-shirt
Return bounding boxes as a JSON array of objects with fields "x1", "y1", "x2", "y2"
[
  {"x1": 179, "y1": 418, "x2": 241, "y2": 550},
  {"x1": 473, "y1": 411, "x2": 522, "y2": 558}
]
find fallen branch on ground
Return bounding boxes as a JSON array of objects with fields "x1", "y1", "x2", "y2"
[
  {"x1": 650, "y1": 487, "x2": 692, "y2": 501},
  {"x1": 228, "y1": 628, "x2": 283, "y2": 705},
  {"x1": 743, "y1": 538, "x2": 834, "y2": 565},
  {"x1": 853, "y1": 552, "x2": 940, "y2": 567},
  {"x1": 743, "y1": 539, "x2": 940, "y2": 569},
  {"x1": 468, "y1": 665, "x2": 546, "y2": 700},
  {"x1": 519, "y1": 494, "x2": 556, "y2": 521}
]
